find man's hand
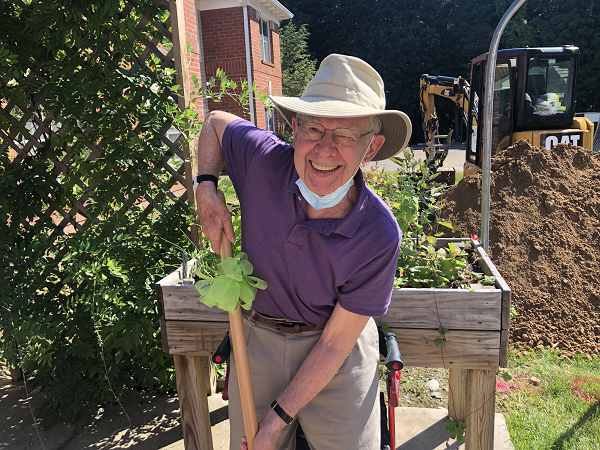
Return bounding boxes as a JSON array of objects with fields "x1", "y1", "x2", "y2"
[
  {"x1": 240, "y1": 409, "x2": 286, "y2": 450},
  {"x1": 195, "y1": 182, "x2": 235, "y2": 253}
]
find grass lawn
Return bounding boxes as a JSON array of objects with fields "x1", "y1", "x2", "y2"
[{"x1": 500, "y1": 350, "x2": 600, "y2": 450}]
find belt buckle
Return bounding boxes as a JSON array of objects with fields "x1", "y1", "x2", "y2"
[{"x1": 274, "y1": 318, "x2": 303, "y2": 332}]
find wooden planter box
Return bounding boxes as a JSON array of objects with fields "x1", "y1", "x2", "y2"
[
  {"x1": 379, "y1": 238, "x2": 511, "y2": 370},
  {"x1": 157, "y1": 238, "x2": 510, "y2": 369},
  {"x1": 155, "y1": 237, "x2": 511, "y2": 450}
]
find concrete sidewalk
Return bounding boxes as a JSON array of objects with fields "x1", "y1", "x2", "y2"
[
  {"x1": 163, "y1": 396, "x2": 514, "y2": 450},
  {"x1": 0, "y1": 377, "x2": 513, "y2": 450}
]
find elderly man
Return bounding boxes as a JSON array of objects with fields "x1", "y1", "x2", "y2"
[{"x1": 195, "y1": 54, "x2": 411, "y2": 450}]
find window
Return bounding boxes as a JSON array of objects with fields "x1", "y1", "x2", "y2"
[
  {"x1": 260, "y1": 19, "x2": 271, "y2": 62},
  {"x1": 265, "y1": 107, "x2": 275, "y2": 132},
  {"x1": 492, "y1": 62, "x2": 512, "y2": 152},
  {"x1": 526, "y1": 57, "x2": 575, "y2": 116}
]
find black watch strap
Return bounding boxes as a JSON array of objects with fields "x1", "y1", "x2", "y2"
[
  {"x1": 271, "y1": 400, "x2": 294, "y2": 425},
  {"x1": 193, "y1": 174, "x2": 218, "y2": 191}
]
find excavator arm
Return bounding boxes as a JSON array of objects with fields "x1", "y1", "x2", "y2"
[{"x1": 419, "y1": 75, "x2": 470, "y2": 168}]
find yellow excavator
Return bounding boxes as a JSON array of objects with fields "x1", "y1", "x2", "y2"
[{"x1": 419, "y1": 46, "x2": 595, "y2": 177}]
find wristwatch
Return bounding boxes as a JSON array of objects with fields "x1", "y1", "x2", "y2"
[
  {"x1": 193, "y1": 174, "x2": 219, "y2": 191},
  {"x1": 271, "y1": 400, "x2": 294, "y2": 425}
]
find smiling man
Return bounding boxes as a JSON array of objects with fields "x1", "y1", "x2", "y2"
[{"x1": 195, "y1": 54, "x2": 411, "y2": 450}]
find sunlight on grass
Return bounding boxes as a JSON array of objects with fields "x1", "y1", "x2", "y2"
[{"x1": 503, "y1": 350, "x2": 600, "y2": 450}]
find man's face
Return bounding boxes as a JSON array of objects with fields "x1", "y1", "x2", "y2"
[{"x1": 291, "y1": 115, "x2": 385, "y2": 196}]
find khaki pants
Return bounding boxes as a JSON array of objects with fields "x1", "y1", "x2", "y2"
[{"x1": 228, "y1": 315, "x2": 380, "y2": 450}]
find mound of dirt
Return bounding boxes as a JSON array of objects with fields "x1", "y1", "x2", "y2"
[{"x1": 441, "y1": 141, "x2": 600, "y2": 357}]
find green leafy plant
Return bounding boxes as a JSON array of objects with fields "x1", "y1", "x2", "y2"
[
  {"x1": 422, "y1": 327, "x2": 449, "y2": 347},
  {"x1": 169, "y1": 67, "x2": 273, "y2": 143},
  {"x1": 498, "y1": 369, "x2": 513, "y2": 382},
  {"x1": 381, "y1": 322, "x2": 396, "y2": 337},
  {"x1": 443, "y1": 418, "x2": 468, "y2": 442},
  {"x1": 435, "y1": 327, "x2": 449, "y2": 347},
  {"x1": 395, "y1": 239, "x2": 496, "y2": 289},
  {"x1": 365, "y1": 150, "x2": 495, "y2": 290}
]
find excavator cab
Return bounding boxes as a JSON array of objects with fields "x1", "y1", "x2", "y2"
[
  {"x1": 465, "y1": 46, "x2": 590, "y2": 172},
  {"x1": 419, "y1": 46, "x2": 593, "y2": 177}
]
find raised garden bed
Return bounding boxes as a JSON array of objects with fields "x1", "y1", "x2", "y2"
[
  {"x1": 156, "y1": 236, "x2": 510, "y2": 450},
  {"x1": 156, "y1": 237, "x2": 510, "y2": 370}
]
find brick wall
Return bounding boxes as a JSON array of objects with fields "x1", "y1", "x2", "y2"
[
  {"x1": 199, "y1": 7, "x2": 250, "y2": 120},
  {"x1": 191, "y1": 4, "x2": 286, "y2": 132},
  {"x1": 247, "y1": 7, "x2": 284, "y2": 132}
]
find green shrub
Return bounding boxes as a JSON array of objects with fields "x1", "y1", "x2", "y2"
[{"x1": 1, "y1": 0, "x2": 196, "y2": 426}]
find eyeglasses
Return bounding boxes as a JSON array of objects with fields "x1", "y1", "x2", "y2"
[{"x1": 297, "y1": 120, "x2": 374, "y2": 147}]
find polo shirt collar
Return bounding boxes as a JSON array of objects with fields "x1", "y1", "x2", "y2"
[{"x1": 288, "y1": 168, "x2": 368, "y2": 239}]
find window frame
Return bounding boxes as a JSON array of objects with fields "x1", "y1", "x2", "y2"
[
  {"x1": 265, "y1": 107, "x2": 275, "y2": 132},
  {"x1": 259, "y1": 18, "x2": 272, "y2": 63}
]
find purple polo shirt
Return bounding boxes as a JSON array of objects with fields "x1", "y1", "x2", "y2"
[{"x1": 221, "y1": 119, "x2": 401, "y2": 325}]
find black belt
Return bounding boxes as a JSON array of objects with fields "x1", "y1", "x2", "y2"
[{"x1": 242, "y1": 309, "x2": 325, "y2": 334}]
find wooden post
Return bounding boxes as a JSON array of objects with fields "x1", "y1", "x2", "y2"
[
  {"x1": 173, "y1": 355, "x2": 214, "y2": 450},
  {"x1": 448, "y1": 368, "x2": 496, "y2": 450},
  {"x1": 169, "y1": 0, "x2": 216, "y2": 402},
  {"x1": 169, "y1": 0, "x2": 199, "y2": 245},
  {"x1": 466, "y1": 369, "x2": 496, "y2": 450},
  {"x1": 448, "y1": 368, "x2": 468, "y2": 421}
]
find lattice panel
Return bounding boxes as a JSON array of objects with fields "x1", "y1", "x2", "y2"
[{"x1": 1, "y1": 0, "x2": 189, "y2": 237}]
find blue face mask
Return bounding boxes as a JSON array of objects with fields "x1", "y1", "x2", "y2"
[{"x1": 296, "y1": 176, "x2": 354, "y2": 211}]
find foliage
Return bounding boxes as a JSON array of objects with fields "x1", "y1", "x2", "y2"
[
  {"x1": 171, "y1": 68, "x2": 272, "y2": 142},
  {"x1": 367, "y1": 149, "x2": 442, "y2": 237},
  {"x1": 381, "y1": 322, "x2": 396, "y2": 337},
  {"x1": 280, "y1": 20, "x2": 317, "y2": 98},
  {"x1": 0, "y1": 0, "x2": 191, "y2": 427},
  {"x1": 280, "y1": 0, "x2": 600, "y2": 140},
  {"x1": 366, "y1": 149, "x2": 494, "y2": 289},
  {"x1": 195, "y1": 252, "x2": 267, "y2": 314},
  {"x1": 443, "y1": 418, "x2": 468, "y2": 442},
  {"x1": 277, "y1": 20, "x2": 317, "y2": 143},
  {"x1": 0, "y1": 0, "x2": 255, "y2": 427}
]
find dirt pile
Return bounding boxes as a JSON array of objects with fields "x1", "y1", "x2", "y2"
[{"x1": 441, "y1": 141, "x2": 600, "y2": 357}]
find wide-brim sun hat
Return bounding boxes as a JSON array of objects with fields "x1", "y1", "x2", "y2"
[{"x1": 269, "y1": 53, "x2": 412, "y2": 161}]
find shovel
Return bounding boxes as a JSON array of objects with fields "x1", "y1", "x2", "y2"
[{"x1": 217, "y1": 190, "x2": 258, "y2": 450}]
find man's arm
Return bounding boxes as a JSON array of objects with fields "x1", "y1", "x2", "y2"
[
  {"x1": 245, "y1": 303, "x2": 371, "y2": 448},
  {"x1": 195, "y1": 110, "x2": 240, "y2": 252}
]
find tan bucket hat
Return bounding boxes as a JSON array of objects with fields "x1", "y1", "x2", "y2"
[{"x1": 269, "y1": 53, "x2": 412, "y2": 161}]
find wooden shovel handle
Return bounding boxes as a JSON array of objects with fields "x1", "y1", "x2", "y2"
[{"x1": 217, "y1": 190, "x2": 258, "y2": 450}]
